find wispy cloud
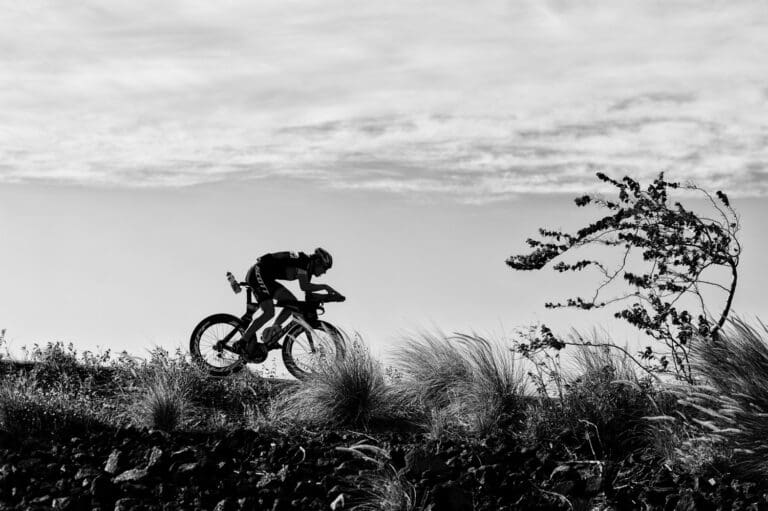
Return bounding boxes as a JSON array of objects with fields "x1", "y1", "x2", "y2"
[{"x1": 1, "y1": 0, "x2": 767, "y2": 201}]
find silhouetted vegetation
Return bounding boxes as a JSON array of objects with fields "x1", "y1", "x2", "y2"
[
  {"x1": 1, "y1": 320, "x2": 768, "y2": 509},
  {"x1": 507, "y1": 172, "x2": 740, "y2": 381}
]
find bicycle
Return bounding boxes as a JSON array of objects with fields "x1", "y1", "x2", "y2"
[{"x1": 189, "y1": 273, "x2": 346, "y2": 379}]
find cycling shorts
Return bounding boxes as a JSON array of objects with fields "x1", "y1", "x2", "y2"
[{"x1": 245, "y1": 264, "x2": 283, "y2": 303}]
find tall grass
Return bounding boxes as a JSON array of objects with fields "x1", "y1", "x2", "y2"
[
  {"x1": 394, "y1": 332, "x2": 473, "y2": 410},
  {"x1": 128, "y1": 347, "x2": 197, "y2": 431},
  {"x1": 681, "y1": 317, "x2": 768, "y2": 477},
  {"x1": 273, "y1": 336, "x2": 414, "y2": 429},
  {"x1": 394, "y1": 332, "x2": 527, "y2": 437}
]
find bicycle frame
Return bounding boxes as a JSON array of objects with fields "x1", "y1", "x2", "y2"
[{"x1": 238, "y1": 283, "x2": 329, "y2": 329}]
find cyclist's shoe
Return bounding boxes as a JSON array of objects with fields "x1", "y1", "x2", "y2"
[
  {"x1": 262, "y1": 325, "x2": 284, "y2": 349},
  {"x1": 231, "y1": 339, "x2": 248, "y2": 356}
]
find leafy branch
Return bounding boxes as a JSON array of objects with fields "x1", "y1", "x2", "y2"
[{"x1": 507, "y1": 172, "x2": 740, "y2": 382}]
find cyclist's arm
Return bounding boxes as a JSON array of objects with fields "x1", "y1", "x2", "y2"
[{"x1": 298, "y1": 270, "x2": 336, "y2": 294}]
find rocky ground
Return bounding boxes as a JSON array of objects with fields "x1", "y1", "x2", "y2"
[
  {"x1": 2, "y1": 359, "x2": 768, "y2": 510},
  {"x1": 2, "y1": 420, "x2": 767, "y2": 510}
]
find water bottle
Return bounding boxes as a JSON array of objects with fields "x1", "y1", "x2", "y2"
[{"x1": 226, "y1": 272, "x2": 242, "y2": 294}]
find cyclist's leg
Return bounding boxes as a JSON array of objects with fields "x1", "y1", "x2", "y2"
[
  {"x1": 242, "y1": 264, "x2": 278, "y2": 343},
  {"x1": 261, "y1": 284, "x2": 295, "y2": 346},
  {"x1": 272, "y1": 284, "x2": 297, "y2": 326},
  {"x1": 243, "y1": 297, "x2": 275, "y2": 342}
]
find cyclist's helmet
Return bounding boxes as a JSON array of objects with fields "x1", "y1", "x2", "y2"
[{"x1": 314, "y1": 247, "x2": 333, "y2": 269}]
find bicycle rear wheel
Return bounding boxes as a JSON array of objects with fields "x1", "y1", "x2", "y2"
[
  {"x1": 282, "y1": 320, "x2": 345, "y2": 380},
  {"x1": 189, "y1": 313, "x2": 246, "y2": 376}
]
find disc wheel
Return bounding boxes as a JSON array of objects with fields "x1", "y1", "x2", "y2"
[
  {"x1": 189, "y1": 313, "x2": 246, "y2": 376},
  {"x1": 282, "y1": 320, "x2": 345, "y2": 380}
]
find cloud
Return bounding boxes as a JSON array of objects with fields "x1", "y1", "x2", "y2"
[
  {"x1": 1, "y1": 0, "x2": 768, "y2": 200},
  {"x1": 609, "y1": 93, "x2": 697, "y2": 112}
]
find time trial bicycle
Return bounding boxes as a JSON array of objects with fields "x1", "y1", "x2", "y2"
[{"x1": 189, "y1": 273, "x2": 346, "y2": 379}]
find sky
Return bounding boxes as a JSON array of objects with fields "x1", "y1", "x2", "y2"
[{"x1": 2, "y1": 1, "x2": 768, "y2": 364}]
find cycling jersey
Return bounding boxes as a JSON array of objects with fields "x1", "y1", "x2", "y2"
[
  {"x1": 246, "y1": 251, "x2": 311, "y2": 303},
  {"x1": 256, "y1": 251, "x2": 312, "y2": 280}
]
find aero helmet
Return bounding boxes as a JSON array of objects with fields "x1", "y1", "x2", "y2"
[{"x1": 314, "y1": 247, "x2": 333, "y2": 269}]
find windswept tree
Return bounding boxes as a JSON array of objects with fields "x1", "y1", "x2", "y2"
[{"x1": 507, "y1": 172, "x2": 740, "y2": 381}]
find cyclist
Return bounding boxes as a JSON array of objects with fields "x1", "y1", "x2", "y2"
[{"x1": 234, "y1": 247, "x2": 340, "y2": 359}]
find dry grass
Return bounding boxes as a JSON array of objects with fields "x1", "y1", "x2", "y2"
[
  {"x1": 0, "y1": 373, "x2": 102, "y2": 436},
  {"x1": 677, "y1": 317, "x2": 768, "y2": 477},
  {"x1": 353, "y1": 466, "x2": 424, "y2": 511},
  {"x1": 394, "y1": 332, "x2": 528, "y2": 437},
  {"x1": 129, "y1": 349, "x2": 197, "y2": 431},
  {"x1": 272, "y1": 336, "x2": 415, "y2": 429},
  {"x1": 394, "y1": 332, "x2": 473, "y2": 410},
  {"x1": 340, "y1": 444, "x2": 426, "y2": 511}
]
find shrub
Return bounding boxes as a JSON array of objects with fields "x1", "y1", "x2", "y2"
[
  {"x1": 526, "y1": 332, "x2": 661, "y2": 459},
  {"x1": 0, "y1": 374, "x2": 102, "y2": 437},
  {"x1": 24, "y1": 341, "x2": 82, "y2": 391},
  {"x1": 273, "y1": 337, "x2": 413, "y2": 429}
]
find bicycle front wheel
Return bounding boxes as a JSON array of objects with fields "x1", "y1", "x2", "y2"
[
  {"x1": 189, "y1": 313, "x2": 246, "y2": 377},
  {"x1": 282, "y1": 320, "x2": 345, "y2": 380}
]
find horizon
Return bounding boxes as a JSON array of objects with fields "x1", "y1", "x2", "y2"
[{"x1": 2, "y1": 0, "x2": 768, "y2": 366}]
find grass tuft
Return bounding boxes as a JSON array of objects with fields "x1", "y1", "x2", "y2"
[
  {"x1": 353, "y1": 465, "x2": 423, "y2": 511},
  {"x1": 394, "y1": 332, "x2": 528, "y2": 437},
  {"x1": 394, "y1": 332, "x2": 472, "y2": 410},
  {"x1": 340, "y1": 444, "x2": 426, "y2": 511},
  {"x1": 129, "y1": 349, "x2": 196, "y2": 431},
  {"x1": 273, "y1": 335, "x2": 413, "y2": 429}
]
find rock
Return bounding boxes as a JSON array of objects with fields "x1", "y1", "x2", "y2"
[
  {"x1": 104, "y1": 449, "x2": 123, "y2": 474},
  {"x1": 113, "y1": 498, "x2": 140, "y2": 511},
  {"x1": 52, "y1": 496, "x2": 73, "y2": 510},
  {"x1": 113, "y1": 468, "x2": 148, "y2": 483},
  {"x1": 330, "y1": 493, "x2": 345, "y2": 510},
  {"x1": 170, "y1": 447, "x2": 196, "y2": 464},
  {"x1": 238, "y1": 497, "x2": 257, "y2": 509},
  {"x1": 176, "y1": 462, "x2": 200, "y2": 475},
  {"x1": 30, "y1": 494, "x2": 52, "y2": 505},
  {"x1": 146, "y1": 447, "x2": 164, "y2": 471},
  {"x1": 74, "y1": 467, "x2": 101, "y2": 481},
  {"x1": 213, "y1": 498, "x2": 237, "y2": 511}
]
